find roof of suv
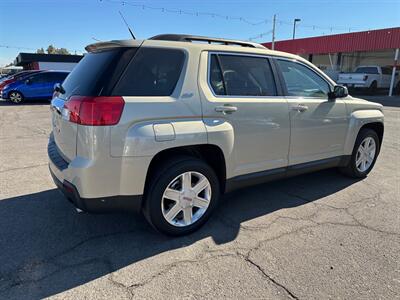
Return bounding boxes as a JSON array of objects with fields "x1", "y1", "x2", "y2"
[{"x1": 84, "y1": 33, "x2": 301, "y2": 61}]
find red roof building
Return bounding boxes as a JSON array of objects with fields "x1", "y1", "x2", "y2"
[{"x1": 262, "y1": 27, "x2": 400, "y2": 55}]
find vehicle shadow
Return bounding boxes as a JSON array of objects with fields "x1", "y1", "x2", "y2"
[{"x1": 0, "y1": 169, "x2": 360, "y2": 299}]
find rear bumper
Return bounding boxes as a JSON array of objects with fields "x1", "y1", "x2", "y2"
[
  {"x1": 337, "y1": 82, "x2": 369, "y2": 88},
  {"x1": 48, "y1": 136, "x2": 143, "y2": 213}
]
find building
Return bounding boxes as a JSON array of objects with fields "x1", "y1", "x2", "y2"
[
  {"x1": 14, "y1": 53, "x2": 83, "y2": 71},
  {"x1": 263, "y1": 27, "x2": 400, "y2": 82}
]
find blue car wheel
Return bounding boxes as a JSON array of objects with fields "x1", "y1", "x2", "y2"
[{"x1": 9, "y1": 91, "x2": 24, "y2": 104}]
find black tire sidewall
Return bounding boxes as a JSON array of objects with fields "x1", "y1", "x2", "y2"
[
  {"x1": 348, "y1": 129, "x2": 380, "y2": 177},
  {"x1": 144, "y1": 158, "x2": 220, "y2": 236}
]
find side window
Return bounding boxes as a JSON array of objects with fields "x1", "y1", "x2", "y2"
[
  {"x1": 381, "y1": 67, "x2": 392, "y2": 75},
  {"x1": 209, "y1": 55, "x2": 225, "y2": 95},
  {"x1": 209, "y1": 54, "x2": 276, "y2": 96},
  {"x1": 277, "y1": 59, "x2": 331, "y2": 98},
  {"x1": 113, "y1": 48, "x2": 185, "y2": 96},
  {"x1": 29, "y1": 74, "x2": 45, "y2": 83},
  {"x1": 53, "y1": 72, "x2": 68, "y2": 82}
]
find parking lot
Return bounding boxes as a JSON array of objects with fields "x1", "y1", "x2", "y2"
[{"x1": 0, "y1": 96, "x2": 399, "y2": 299}]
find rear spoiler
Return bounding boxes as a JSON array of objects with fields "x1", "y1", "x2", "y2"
[{"x1": 85, "y1": 39, "x2": 143, "y2": 53}]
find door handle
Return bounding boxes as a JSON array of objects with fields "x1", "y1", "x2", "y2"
[
  {"x1": 291, "y1": 104, "x2": 309, "y2": 112},
  {"x1": 215, "y1": 105, "x2": 238, "y2": 114}
]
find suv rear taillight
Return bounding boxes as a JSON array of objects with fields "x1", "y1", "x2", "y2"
[{"x1": 64, "y1": 96, "x2": 124, "y2": 126}]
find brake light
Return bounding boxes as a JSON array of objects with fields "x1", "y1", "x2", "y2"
[
  {"x1": 363, "y1": 75, "x2": 368, "y2": 81},
  {"x1": 64, "y1": 96, "x2": 124, "y2": 126}
]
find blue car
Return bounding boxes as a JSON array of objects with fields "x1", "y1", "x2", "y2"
[{"x1": 1, "y1": 70, "x2": 69, "y2": 104}]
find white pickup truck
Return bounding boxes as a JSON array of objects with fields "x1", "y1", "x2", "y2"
[{"x1": 337, "y1": 65, "x2": 397, "y2": 93}]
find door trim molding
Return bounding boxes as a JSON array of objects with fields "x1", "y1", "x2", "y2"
[{"x1": 225, "y1": 155, "x2": 351, "y2": 193}]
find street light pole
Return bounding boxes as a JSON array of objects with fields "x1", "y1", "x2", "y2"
[{"x1": 292, "y1": 18, "x2": 301, "y2": 39}]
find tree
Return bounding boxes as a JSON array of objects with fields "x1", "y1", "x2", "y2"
[
  {"x1": 57, "y1": 48, "x2": 70, "y2": 55},
  {"x1": 36, "y1": 45, "x2": 71, "y2": 55},
  {"x1": 46, "y1": 45, "x2": 56, "y2": 54}
]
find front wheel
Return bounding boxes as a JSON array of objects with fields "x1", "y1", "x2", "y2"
[
  {"x1": 143, "y1": 156, "x2": 220, "y2": 236},
  {"x1": 9, "y1": 91, "x2": 24, "y2": 104},
  {"x1": 339, "y1": 128, "x2": 380, "y2": 178}
]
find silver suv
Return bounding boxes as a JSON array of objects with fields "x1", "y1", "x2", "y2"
[{"x1": 49, "y1": 34, "x2": 384, "y2": 235}]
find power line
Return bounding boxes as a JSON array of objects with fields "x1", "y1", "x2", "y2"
[{"x1": 100, "y1": 0, "x2": 363, "y2": 34}]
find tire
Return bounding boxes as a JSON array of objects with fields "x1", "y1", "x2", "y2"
[
  {"x1": 368, "y1": 81, "x2": 377, "y2": 95},
  {"x1": 143, "y1": 156, "x2": 220, "y2": 236},
  {"x1": 9, "y1": 91, "x2": 24, "y2": 104},
  {"x1": 395, "y1": 82, "x2": 400, "y2": 95},
  {"x1": 339, "y1": 128, "x2": 380, "y2": 178}
]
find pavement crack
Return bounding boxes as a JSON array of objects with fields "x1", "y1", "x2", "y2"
[
  {"x1": 241, "y1": 254, "x2": 299, "y2": 299},
  {"x1": 0, "y1": 163, "x2": 48, "y2": 173}
]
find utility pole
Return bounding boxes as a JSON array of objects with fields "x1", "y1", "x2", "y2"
[{"x1": 271, "y1": 14, "x2": 276, "y2": 50}]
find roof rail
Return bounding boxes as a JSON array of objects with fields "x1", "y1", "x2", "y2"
[{"x1": 150, "y1": 34, "x2": 267, "y2": 49}]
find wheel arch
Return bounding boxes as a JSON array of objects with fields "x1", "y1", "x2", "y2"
[
  {"x1": 359, "y1": 122, "x2": 384, "y2": 147},
  {"x1": 144, "y1": 144, "x2": 227, "y2": 196},
  {"x1": 344, "y1": 109, "x2": 384, "y2": 154},
  {"x1": 8, "y1": 89, "x2": 24, "y2": 99}
]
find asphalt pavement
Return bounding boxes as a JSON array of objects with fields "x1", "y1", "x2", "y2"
[{"x1": 0, "y1": 96, "x2": 399, "y2": 299}]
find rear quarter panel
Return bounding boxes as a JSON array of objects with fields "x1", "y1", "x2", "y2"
[{"x1": 110, "y1": 43, "x2": 205, "y2": 157}]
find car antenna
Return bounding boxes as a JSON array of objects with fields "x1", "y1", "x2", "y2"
[{"x1": 118, "y1": 11, "x2": 136, "y2": 39}]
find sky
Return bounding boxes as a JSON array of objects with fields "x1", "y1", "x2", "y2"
[{"x1": 0, "y1": 0, "x2": 399, "y2": 66}]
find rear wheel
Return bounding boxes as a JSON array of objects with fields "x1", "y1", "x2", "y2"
[
  {"x1": 9, "y1": 91, "x2": 24, "y2": 104},
  {"x1": 143, "y1": 156, "x2": 220, "y2": 236},
  {"x1": 368, "y1": 81, "x2": 377, "y2": 95},
  {"x1": 339, "y1": 128, "x2": 380, "y2": 178}
]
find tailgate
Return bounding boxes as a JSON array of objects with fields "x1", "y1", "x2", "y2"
[
  {"x1": 50, "y1": 97, "x2": 77, "y2": 161},
  {"x1": 338, "y1": 73, "x2": 365, "y2": 83}
]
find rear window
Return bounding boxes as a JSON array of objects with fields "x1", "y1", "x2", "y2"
[
  {"x1": 355, "y1": 67, "x2": 379, "y2": 74},
  {"x1": 60, "y1": 48, "x2": 137, "y2": 99},
  {"x1": 112, "y1": 47, "x2": 185, "y2": 96}
]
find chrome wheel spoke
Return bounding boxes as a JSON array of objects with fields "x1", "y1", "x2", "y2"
[
  {"x1": 356, "y1": 155, "x2": 363, "y2": 167},
  {"x1": 183, "y1": 207, "x2": 193, "y2": 225},
  {"x1": 164, "y1": 188, "x2": 181, "y2": 201},
  {"x1": 164, "y1": 204, "x2": 181, "y2": 222},
  {"x1": 193, "y1": 196, "x2": 209, "y2": 208},
  {"x1": 192, "y1": 177, "x2": 208, "y2": 195},
  {"x1": 182, "y1": 172, "x2": 192, "y2": 190}
]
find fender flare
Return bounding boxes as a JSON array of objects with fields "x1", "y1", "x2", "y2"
[{"x1": 343, "y1": 109, "x2": 384, "y2": 154}]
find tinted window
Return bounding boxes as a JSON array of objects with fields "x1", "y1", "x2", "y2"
[
  {"x1": 355, "y1": 67, "x2": 379, "y2": 74},
  {"x1": 210, "y1": 54, "x2": 276, "y2": 96},
  {"x1": 381, "y1": 67, "x2": 392, "y2": 75},
  {"x1": 209, "y1": 55, "x2": 225, "y2": 95},
  {"x1": 50, "y1": 72, "x2": 68, "y2": 82},
  {"x1": 61, "y1": 48, "x2": 136, "y2": 99},
  {"x1": 28, "y1": 73, "x2": 47, "y2": 83},
  {"x1": 113, "y1": 48, "x2": 185, "y2": 96},
  {"x1": 277, "y1": 59, "x2": 330, "y2": 97}
]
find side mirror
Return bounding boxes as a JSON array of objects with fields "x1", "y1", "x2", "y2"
[
  {"x1": 54, "y1": 83, "x2": 61, "y2": 92},
  {"x1": 53, "y1": 83, "x2": 65, "y2": 94},
  {"x1": 328, "y1": 85, "x2": 348, "y2": 100},
  {"x1": 25, "y1": 79, "x2": 31, "y2": 85}
]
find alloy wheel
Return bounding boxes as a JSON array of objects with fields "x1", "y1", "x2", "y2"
[
  {"x1": 161, "y1": 171, "x2": 211, "y2": 227},
  {"x1": 355, "y1": 137, "x2": 376, "y2": 172},
  {"x1": 9, "y1": 92, "x2": 22, "y2": 103}
]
